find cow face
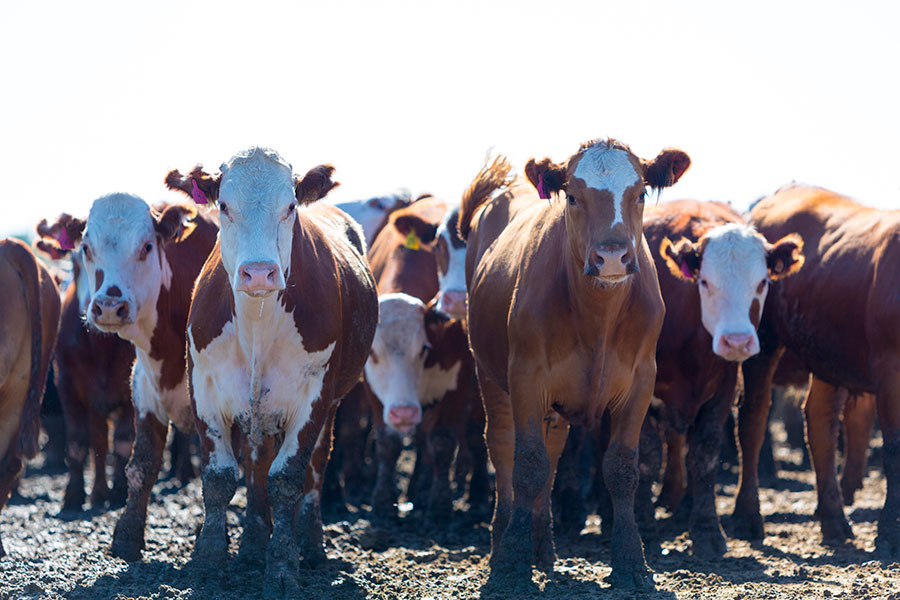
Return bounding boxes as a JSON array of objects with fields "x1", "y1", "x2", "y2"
[
  {"x1": 661, "y1": 224, "x2": 804, "y2": 361},
  {"x1": 336, "y1": 191, "x2": 411, "y2": 247},
  {"x1": 433, "y1": 206, "x2": 468, "y2": 319},
  {"x1": 526, "y1": 139, "x2": 690, "y2": 287},
  {"x1": 166, "y1": 147, "x2": 338, "y2": 298},
  {"x1": 364, "y1": 293, "x2": 431, "y2": 434}
]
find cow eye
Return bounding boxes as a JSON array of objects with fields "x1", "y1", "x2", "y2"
[
  {"x1": 638, "y1": 191, "x2": 647, "y2": 203},
  {"x1": 369, "y1": 349, "x2": 379, "y2": 364},
  {"x1": 700, "y1": 278, "x2": 709, "y2": 288},
  {"x1": 757, "y1": 279, "x2": 768, "y2": 294},
  {"x1": 421, "y1": 343, "x2": 431, "y2": 358},
  {"x1": 218, "y1": 201, "x2": 230, "y2": 218},
  {"x1": 139, "y1": 242, "x2": 153, "y2": 261},
  {"x1": 567, "y1": 194, "x2": 577, "y2": 206},
  {"x1": 82, "y1": 244, "x2": 93, "y2": 261},
  {"x1": 285, "y1": 202, "x2": 297, "y2": 219}
]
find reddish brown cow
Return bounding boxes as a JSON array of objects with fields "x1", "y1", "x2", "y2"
[
  {"x1": 461, "y1": 139, "x2": 690, "y2": 589},
  {"x1": 0, "y1": 238, "x2": 60, "y2": 556},
  {"x1": 168, "y1": 147, "x2": 377, "y2": 596},
  {"x1": 734, "y1": 184, "x2": 900, "y2": 555}
]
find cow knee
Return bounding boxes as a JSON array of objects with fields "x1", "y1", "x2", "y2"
[{"x1": 603, "y1": 442, "x2": 638, "y2": 499}]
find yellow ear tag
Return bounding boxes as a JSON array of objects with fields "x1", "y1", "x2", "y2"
[{"x1": 404, "y1": 230, "x2": 421, "y2": 251}]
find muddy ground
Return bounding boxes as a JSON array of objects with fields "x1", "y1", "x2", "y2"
[{"x1": 2, "y1": 424, "x2": 900, "y2": 600}]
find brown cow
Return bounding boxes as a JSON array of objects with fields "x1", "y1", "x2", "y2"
[
  {"x1": 167, "y1": 147, "x2": 377, "y2": 597},
  {"x1": 38, "y1": 197, "x2": 218, "y2": 560},
  {"x1": 461, "y1": 139, "x2": 690, "y2": 589},
  {"x1": 733, "y1": 183, "x2": 900, "y2": 555},
  {"x1": 642, "y1": 199, "x2": 803, "y2": 556},
  {"x1": 0, "y1": 238, "x2": 60, "y2": 556}
]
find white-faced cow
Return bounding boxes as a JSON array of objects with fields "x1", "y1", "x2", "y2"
[
  {"x1": 166, "y1": 147, "x2": 377, "y2": 597},
  {"x1": 38, "y1": 195, "x2": 218, "y2": 560},
  {"x1": 331, "y1": 190, "x2": 412, "y2": 248}
]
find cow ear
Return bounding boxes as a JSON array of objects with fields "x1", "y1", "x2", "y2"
[
  {"x1": 294, "y1": 164, "x2": 339, "y2": 204},
  {"x1": 36, "y1": 213, "x2": 85, "y2": 253},
  {"x1": 766, "y1": 233, "x2": 804, "y2": 280},
  {"x1": 524, "y1": 158, "x2": 567, "y2": 200},
  {"x1": 393, "y1": 214, "x2": 439, "y2": 249},
  {"x1": 660, "y1": 236, "x2": 701, "y2": 282},
  {"x1": 154, "y1": 204, "x2": 199, "y2": 244},
  {"x1": 642, "y1": 148, "x2": 691, "y2": 190},
  {"x1": 165, "y1": 166, "x2": 220, "y2": 204}
]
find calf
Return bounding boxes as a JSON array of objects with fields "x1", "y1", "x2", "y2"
[
  {"x1": 167, "y1": 147, "x2": 377, "y2": 597},
  {"x1": 33, "y1": 233, "x2": 135, "y2": 512},
  {"x1": 733, "y1": 184, "x2": 900, "y2": 553},
  {"x1": 0, "y1": 239, "x2": 60, "y2": 556},
  {"x1": 332, "y1": 190, "x2": 412, "y2": 248},
  {"x1": 642, "y1": 199, "x2": 803, "y2": 556},
  {"x1": 461, "y1": 139, "x2": 689, "y2": 589},
  {"x1": 38, "y1": 197, "x2": 217, "y2": 560}
]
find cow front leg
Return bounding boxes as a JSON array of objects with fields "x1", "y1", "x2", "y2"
[
  {"x1": 111, "y1": 412, "x2": 167, "y2": 561},
  {"x1": 477, "y1": 364, "x2": 514, "y2": 562},
  {"x1": 370, "y1": 425, "x2": 403, "y2": 520},
  {"x1": 89, "y1": 411, "x2": 111, "y2": 507},
  {"x1": 60, "y1": 396, "x2": 90, "y2": 513},
  {"x1": 237, "y1": 434, "x2": 275, "y2": 570},
  {"x1": 295, "y1": 401, "x2": 338, "y2": 566},
  {"x1": 532, "y1": 415, "x2": 568, "y2": 572},
  {"x1": 636, "y1": 415, "x2": 662, "y2": 547},
  {"x1": 840, "y1": 393, "x2": 875, "y2": 506},
  {"x1": 873, "y1": 365, "x2": 900, "y2": 558},
  {"x1": 109, "y1": 402, "x2": 135, "y2": 509}
]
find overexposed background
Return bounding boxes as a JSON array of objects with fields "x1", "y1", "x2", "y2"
[{"x1": 2, "y1": 0, "x2": 898, "y2": 237}]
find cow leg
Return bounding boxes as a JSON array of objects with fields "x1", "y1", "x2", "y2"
[
  {"x1": 295, "y1": 402, "x2": 338, "y2": 566},
  {"x1": 477, "y1": 364, "x2": 514, "y2": 562},
  {"x1": 426, "y1": 422, "x2": 457, "y2": 522},
  {"x1": 60, "y1": 394, "x2": 90, "y2": 513},
  {"x1": 636, "y1": 415, "x2": 662, "y2": 546},
  {"x1": 237, "y1": 435, "x2": 275, "y2": 569},
  {"x1": 88, "y1": 411, "x2": 110, "y2": 507},
  {"x1": 657, "y1": 430, "x2": 686, "y2": 512},
  {"x1": 370, "y1": 425, "x2": 403, "y2": 520},
  {"x1": 109, "y1": 402, "x2": 135, "y2": 509},
  {"x1": 337, "y1": 382, "x2": 371, "y2": 507},
  {"x1": 407, "y1": 426, "x2": 431, "y2": 508},
  {"x1": 111, "y1": 413, "x2": 168, "y2": 561},
  {"x1": 532, "y1": 415, "x2": 568, "y2": 572},
  {"x1": 873, "y1": 366, "x2": 900, "y2": 558},
  {"x1": 169, "y1": 428, "x2": 197, "y2": 485},
  {"x1": 553, "y1": 425, "x2": 588, "y2": 538},
  {"x1": 466, "y1": 398, "x2": 490, "y2": 513},
  {"x1": 840, "y1": 393, "x2": 875, "y2": 506},
  {"x1": 732, "y1": 345, "x2": 783, "y2": 540},
  {"x1": 0, "y1": 445, "x2": 24, "y2": 557}
]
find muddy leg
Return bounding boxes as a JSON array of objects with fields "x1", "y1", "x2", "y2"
[
  {"x1": 89, "y1": 412, "x2": 110, "y2": 507},
  {"x1": 466, "y1": 398, "x2": 490, "y2": 513},
  {"x1": 657, "y1": 430, "x2": 686, "y2": 512},
  {"x1": 636, "y1": 416, "x2": 662, "y2": 546},
  {"x1": 237, "y1": 435, "x2": 275, "y2": 569},
  {"x1": 170, "y1": 428, "x2": 197, "y2": 485},
  {"x1": 840, "y1": 393, "x2": 875, "y2": 506},
  {"x1": 111, "y1": 413, "x2": 168, "y2": 561},
  {"x1": 532, "y1": 415, "x2": 568, "y2": 571},
  {"x1": 296, "y1": 403, "x2": 338, "y2": 566},
  {"x1": 109, "y1": 403, "x2": 134, "y2": 509},
  {"x1": 370, "y1": 425, "x2": 403, "y2": 520},
  {"x1": 873, "y1": 366, "x2": 900, "y2": 558},
  {"x1": 60, "y1": 399, "x2": 89, "y2": 513},
  {"x1": 427, "y1": 423, "x2": 457, "y2": 522},
  {"x1": 553, "y1": 425, "x2": 588, "y2": 538},
  {"x1": 477, "y1": 365, "x2": 514, "y2": 562},
  {"x1": 0, "y1": 447, "x2": 24, "y2": 557}
]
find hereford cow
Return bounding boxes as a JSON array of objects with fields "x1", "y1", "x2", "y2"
[
  {"x1": 0, "y1": 239, "x2": 60, "y2": 556},
  {"x1": 641, "y1": 199, "x2": 803, "y2": 556},
  {"x1": 332, "y1": 190, "x2": 412, "y2": 248},
  {"x1": 461, "y1": 139, "x2": 690, "y2": 590},
  {"x1": 166, "y1": 147, "x2": 377, "y2": 597},
  {"x1": 33, "y1": 234, "x2": 136, "y2": 512},
  {"x1": 38, "y1": 197, "x2": 217, "y2": 560},
  {"x1": 733, "y1": 184, "x2": 900, "y2": 555}
]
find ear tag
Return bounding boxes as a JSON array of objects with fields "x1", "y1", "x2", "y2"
[
  {"x1": 681, "y1": 261, "x2": 693, "y2": 280},
  {"x1": 537, "y1": 173, "x2": 549, "y2": 200},
  {"x1": 191, "y1": 180, "x2": 208, "y2": 204},
  {"x1": 58, "y1": 228, "x2": 74, "y2": 250},
  {"x1": 404, "y1": 230, "x2": 421, "y2": 251}
]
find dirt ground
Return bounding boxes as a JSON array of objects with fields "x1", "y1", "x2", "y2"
[{"x1": 3, "y1": 425, "x2": 900, "y2": 600}]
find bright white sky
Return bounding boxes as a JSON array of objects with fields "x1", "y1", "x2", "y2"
[{"x1": 2, "y1": 0, "x2": 898, "y2": 238}]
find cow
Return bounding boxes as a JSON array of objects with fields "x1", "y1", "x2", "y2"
[
  {"x1": 460, "y1": 139, "x2": 690, "y2": 590},
  {"x1": 362, "y1": 196, "x2": 483, "y2": 520},
  {"x1": 0, "y1": 238, "x2": 60, "y2": 556},
  {"x1": 33, "y1": 231, "x2": 136, "y2": 512},
  {"x1": 733, "y1": 183, "x2": 900, "y2": 555},
  {"x1": 331, "y1": 190, "x2": 413, "y2": 248},
  {"x1": 38, "y1": 196, "x2": 218, "y2": 560},
  {"x1": 640, "y1": 199, "x2": 804, "y2": 556},
  {"x1": 165, "y1": 147, "x2": 377, "y2": 597}
]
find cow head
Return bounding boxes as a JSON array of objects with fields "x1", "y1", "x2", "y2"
[
  {"x1": 166, "y1": 147, "x2": 338, "y2": 298},
  {"x1": 338, "y1": 190, "x2": 412, "y2": 247},
  {"x1": 364, "y1": 293, "x2": 433, "y2": 434},
  {"x1": 39, "y1": 195, "x2": 196, "y2": 337},
  {"x1": 526, "y1": 139, "x2": 690, "y2": 287},
  {"x1": 432, "y1": 205, "x2": 468, "y2": 319},
  {"x1": 661, "y1": 224, "x2": 804, "y2": 361}
]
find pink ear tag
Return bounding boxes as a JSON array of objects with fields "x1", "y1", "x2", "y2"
[
  {"x1": 58, "y1": 228, "x2": 74, "y2": 250},
  {"x1": 681, "y1": 261, "x2": 693, "y2": 279},
  {"x1": 191, "y1": 180, "x2": 208, "y2": 204},
  {"x1": 537, "y1": 173, "x2": 549, "y2": 200}
]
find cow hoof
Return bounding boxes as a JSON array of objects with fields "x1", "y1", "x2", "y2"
[
  {"x1": 108, "y1": 487, "x2": 127, "y2": 510},
  {"x1": 876, "y1": 531, "x2": 900, "y2": 560},
  {"x1": 605, "y1": 566, "x2": 655, "y2": 591},
  {"x1": 90, "y1": 489, "x2": 110, "y2": 509},
  {"x1": 236, "y1": 547, "x2": 266, "y2": 571},
  {"x1": 533, "y1": 545, "x2": 555, "y2": 572},
  {"x1": 690, "y1": 526, "x2": 727, "y2": 558},
  {"x1": 730, "y1": 511, "x2": 764, "y2": 541},
  {"x1": 192, "y1": 519, "x2": 229, "y2": 568},
  {"x1": 110, "y1": 527, "x2": 144, "y2": 562},
  {"x1": 60, "y1": 488, "x2": 85, "y2": 514},
  {"x1": 264, "y1": 557, "x2": 301, "y2": 599},
  {"x1": 819, "y1": 514, "x2": 854, "y2": 542}
]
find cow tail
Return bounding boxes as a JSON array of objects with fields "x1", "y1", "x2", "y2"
[{"x1": 457, "y1": 154, "x2": 514, "y2": 242}]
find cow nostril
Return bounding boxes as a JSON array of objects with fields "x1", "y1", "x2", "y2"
[
  {"x1": 92, "y1": 303, "x2": 102, "y2": 317},
  {"x1": 116, "y1": 304, "x2": 128, "y2": 319}
]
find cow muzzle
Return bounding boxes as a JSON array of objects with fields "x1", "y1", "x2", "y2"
[
  {"x1": 236, "y1": 261, "x2": 284, "y2": 296},
  {"x1": 437, "y1": 289, "x2": 467, "y2": 320},
  {"x1": 89, "y1": 295, "x2": 134, "y2": 329},
  {"x1": 714, "y1": 332, "x2": 759, "y2": 362},
  {"x1": 585, "y1": 243, "x2": 637, "y2": 282},
  {"x1": 386, "y1": 403, "x2": 421, "y2": 434}
]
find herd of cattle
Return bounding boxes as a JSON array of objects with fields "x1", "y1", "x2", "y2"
[{"x1": 0, "y1": 138, "x2": 896, "y2": 596}]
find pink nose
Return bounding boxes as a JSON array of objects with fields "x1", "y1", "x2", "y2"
[
  {"x1": 716, "y1": 333, "x2": 757, "y2": 361},
  {"x1": 387, "y1": 405, "x2": 421, "y2": 433},
  {"x1": 237, "y1": 262, "x2": 281, "y2": 293},
  {"x1": 439, "y1": 290, "x2": 467, "y2": 319},
  {"x1": 587, "y1": 243, "x2": 634, "y2": 278},
  {"x1": 90, "y1": 296, "x2": 132, "y2": 326}
]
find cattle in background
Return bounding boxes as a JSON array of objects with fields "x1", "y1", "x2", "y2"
[
  {"x1": 734, "y1": 184, "x2": 900, "y2": 555},
  {"x1": 33, "y1": 228, "x2": 136, "y2": 512},
  {"x1": 167, "y1": 147, "x2": 377, "y2": 597},
  {"x1": 461, "y1": 139, "x2": 689, "y2": 590},
  {"x1": 38, "y1": 196, "x2": 217, "y2": 560},
  {"x1": 0, "y1": 238, "x2": 60, "y2": 556},
  {"x1": 332, "y1": 190, "x2": 412, "y2": 248},
  {"x1": 640, "y1": 199, "x2": 803, "y2": 556}
]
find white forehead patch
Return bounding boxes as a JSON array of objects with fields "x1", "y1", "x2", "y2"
[
  {"x1": 219, "y1": 147, "x2": 294, "y2": 207},
  {"x1": 85, "y1": 193, "x2": 154, "y2": 250},
  {"x1": 700, "y1": 224, "x2": 768, "y2": 282},
  {"x1": 572, "y1": 146, "x2": 641, "y2": 226}
]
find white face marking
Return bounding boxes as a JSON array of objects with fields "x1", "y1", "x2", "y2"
[
  {"x1": 434, "y1": 207, "x2": 467, "y2": 317},
  {"x1": 217, "y1": 148, "x2": 297, "y2": 293},
  {"x1": 363, "y1": 293, "x2": 429, "y2": 429},
  {"x1": 696, "y1": 224, "x2": 770, "y2": 360},
  {"x1": 420, "y1": 361, "x2": 462, "y2": 407},
  {"x1": 573, "y1": 146, "x2": 641, "y2": 227},
  {"x1": 333, "y1": 191, "x2": 409, "y2": 248},
  {"x1": 72, "y1": 250, "x2": 91, "y2": 313}
]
